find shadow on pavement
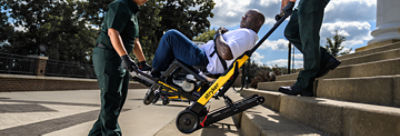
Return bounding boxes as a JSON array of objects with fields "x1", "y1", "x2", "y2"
[
  {"x1": 0, "y1": 104, "x2": 58, "y2": 113},
  {"x1": 153, "y1": 103, "x2": 188, "y2": 108},
  {"x1": 200, "y1": 122, "x2": 239, "y2": 136}
]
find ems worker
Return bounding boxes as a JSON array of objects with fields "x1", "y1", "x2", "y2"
[
  {"x1": 277, "y1": 0, "x2": 341, "y2": 96},
  {"x1": 89, "y1": 0, "x2": 150, "y2": 135}
]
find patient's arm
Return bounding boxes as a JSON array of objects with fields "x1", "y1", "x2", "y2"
[{"x1": 215, "y1": 29, "x2": 233, "y2": 60}]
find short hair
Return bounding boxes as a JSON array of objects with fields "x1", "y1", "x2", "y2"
[{"x1": 250, "y1": 9, "x2": 265, "y2": 28}]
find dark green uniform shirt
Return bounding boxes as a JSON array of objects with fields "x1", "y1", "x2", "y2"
[{"x1": 96, "y1": 0, "x2": 139, "y2": 52}]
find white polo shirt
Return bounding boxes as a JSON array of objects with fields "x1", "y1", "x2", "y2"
[{"x1": 200, "y1": 28, "x2": 258, "y2": 74}]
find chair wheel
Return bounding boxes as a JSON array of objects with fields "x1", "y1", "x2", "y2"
[
  {"x1": 176, "y1": 109, "x2": 199, "y2": 133},
  {"x1": 144, "y1": 87, "x2": 157, "y2": 105},
  {"x1": 162, "y1": 97, "x2": 170, "y2": 105},
  {"x1": 152, "y1": 92, "x2": 160, "y2": 104}
]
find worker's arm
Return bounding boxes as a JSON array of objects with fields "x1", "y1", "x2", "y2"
[
  {"x1": 108, "y1": 28, "x2": 137, "y2": 71},
  {"x1": 109, "y1": 28, "x2": 128, "y2": 57},
  {"x1": 133, "y1": 38, "x2": 151, "y2": 71},
  {"x1": 133, "y1": 38, "x2": 146, "y2": 62}
]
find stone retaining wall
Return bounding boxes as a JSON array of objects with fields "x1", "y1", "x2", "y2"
[{"x1": 0, "y1": 74, "x2": 146, "y2": 91}]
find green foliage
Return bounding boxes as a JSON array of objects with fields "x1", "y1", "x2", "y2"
[
  {"x1": 0, "y1": 0, "x2": 215, "y2": 64},
  {"x1": 1, "y1": 0, "x2": 97, "y2": 63},
  {"x1": 0, "y1": 6, "x2": 12, "y2": 46},
  {"x1": 137, "y1": 0, "x2": 162, "y2": 62},
  {"x1": 242, "y1": 61, "x2": 302, "y2": 88},
  {"x1": 158, "y1": 0, "x2": 215, "y2": 39},
  {"x1": 0, "y1": 7, "x2": 13, "y2": 42},
  {"x1": 80, "y1": 0, "x2": 215, "y2": 62},
  {"x1": 324, "y1": 30, "x2": 347, "y2": 57},
  {"x1": 81, "y1": 0, "x2": 114, "y2": 28},
  {"x1": 193, "y1": 29, "x2": 216, "y2": 42}
]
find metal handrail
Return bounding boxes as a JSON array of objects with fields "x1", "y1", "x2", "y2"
[{"x1": 0, "y1": 52, "x2": 96, "y2": 79}]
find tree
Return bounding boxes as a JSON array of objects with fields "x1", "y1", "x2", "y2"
[
  {"x1": 81, "y1": 0, "x2": 214, "y2": 62},
  {"x1": 193, "y1": 29, "x2": 216, "y2": 42},
  {"x1": 1, "y1": 0, "x2": 215, "y2": 64},
  {"x1": 0, "y1": 6, "x2": 13, "y2": 47},
  {"x1": 1, "y1": 0, "x2": 97, "y2": 63},
  {"x1": 137, "y1": 0, "x2": 162, "y2": 62},
  {"x1": 158, "y1": 0, "x2": 215, "y2": 39},
  {"x1": 325, "y1": 30, "x2": 346, "y2": 57},
  {"x1": 81, "y1": 0, "x2": 113, "y2": 28}
]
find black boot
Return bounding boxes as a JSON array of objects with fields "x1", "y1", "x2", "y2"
[
  {"x1": 279, "y1": 82, "x2": 313, "y2": 97},
  {"x1": 316, "y1": 54, "x2": 341, "y2": 78},
  {"x1": 278, "y1": 84, "x2": 302, "y2": 95}
]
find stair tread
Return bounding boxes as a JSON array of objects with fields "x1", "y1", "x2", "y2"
[
  {"x1": 241, "y1": 105, "x2": 326, "y2": 136},
  {"x1": 340, "y1": 47, "x2": 400, "y2": 61},
  {"x1": 319, "y1": 74, "x2": 400, "y2": 80},
  {"x1": 338, "y1": 41, "x2": 400, "y2": 60},
  {"x1": 242, "y1": 89, "x2": 400, "y2": 135},
  {"x1": 274, "y1": 57, "x2": 400, "y2": 82},
  {"x1": 244, "y1": 88, "x2": 400, "y2": 117}
]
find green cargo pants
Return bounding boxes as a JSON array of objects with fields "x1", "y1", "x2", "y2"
[
  {"x1": 89, "y1": 47, "x2": 130, "y2": 136},
  {"x1": 284, "y1": 0, "x2": 330, "y2": 94}
]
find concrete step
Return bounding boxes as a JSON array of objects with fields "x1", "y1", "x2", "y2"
[
  {"x1": 241, "y1": 89, "x2": 400, "y2": 136},
  {"x1": 320, "y1": 58, "x2": 400, "y2": 79},
  {"x1": 257, "y1": 80, "x2": 296, "y2": 91},
  {"x1": 317, "y1": 74, "x2": 400, "y2": 107},
  {"x1": 276, "y1": 43, "x2": 400, "y2": 82},
  {"x1": 240, "y1": 105, "x2": 326, "y2": 136},
  {"x1": 276, "y1": 56, "x2": 400, "y2": 82},
  {"x1": 340, "y1": 48, "x2": 400, "y2": 66},
  {"x1": 276, "y1": 73, "x2": 299, "y2": 81},
  {"x1": 260, "y1": 74, "x2": 400, "y2": 107},
  {"x1": 337, "y1": 41, "x2": 400, "y2": 60}
]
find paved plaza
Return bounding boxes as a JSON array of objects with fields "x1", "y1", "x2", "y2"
[{"x1": 0, "y1": 89, "x2": 240, "y2": 136}]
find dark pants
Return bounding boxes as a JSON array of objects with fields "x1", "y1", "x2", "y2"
[
  {"x1": 284, "y1": 0, "x2": 330, "y2": 93},
  {"x1": 89, "y1": 47, "x2": 129, "y2": 136},
  {"x1": 152, "y1": 29, "x2": 209, "y2": 75}
]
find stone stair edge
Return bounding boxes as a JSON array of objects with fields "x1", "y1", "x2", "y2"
[
  {"x1": 273, "y1": 57, "x2": 400, "y2": 82},
  {"x1": 240, "y1": 104, "x2": 327, "y2": 136},
  {"x1": 318, "y1": 74, "x2": 400, "y2": 81},
  {"x1": 241, "y1": 88, "x2": 400, "y2": 136},
  {"x1": 242, "y1": 88, "x2": 400, "y2": 114},
  {"x1": 339, "y1": 46, "x2": 400, "y2": 61},
  {"x1": 337, "y1": 41, "x2": 400, "y2": 60},
  {"x1": 275, "y1": 44, "x2": 400, "y2": 81}
]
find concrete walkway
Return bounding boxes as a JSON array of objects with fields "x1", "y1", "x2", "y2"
[{"x1": 0, "y1": 89, "x2": 241, "y2": 136}]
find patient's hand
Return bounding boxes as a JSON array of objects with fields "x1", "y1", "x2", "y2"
[{"x1": 217, "y1": 27, "x2": 229, "y2": 34}]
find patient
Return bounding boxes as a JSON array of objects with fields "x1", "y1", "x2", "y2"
[{"x1": 151, "y1": 9, "x2": 265, "y2": 78}]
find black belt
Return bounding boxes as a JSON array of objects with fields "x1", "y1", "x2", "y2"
[
  {"x1": 96, "y1": 43, "x2": 113, "y2": 50},
  {"x1": 97, "y1": 43, "x2": 106, "y2": 48}
]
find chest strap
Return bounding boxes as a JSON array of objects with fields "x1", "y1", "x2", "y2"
[{"x1": 210, "y1": 44, "x2": 228, "y2": 71}]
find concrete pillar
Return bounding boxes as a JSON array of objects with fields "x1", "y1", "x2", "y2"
[
  {"x1": 28, "y1": 55, "x2": 48, "y2": 76},
  {"x1": 358, "y1": 0, "x2": 400, "y2": 51}
]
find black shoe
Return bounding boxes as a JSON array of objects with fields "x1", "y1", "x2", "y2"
[
  {"x1": 278, "y1": 85, "x2": 302, "y2": 95},
  {"x1": 279, "y1": 84, "x2": 314, "y2": 96},
  {"x1": 317, "y1": 54, "x2": 341, "y2": 78}
]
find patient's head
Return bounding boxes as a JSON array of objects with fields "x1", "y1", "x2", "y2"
[{"x1": 240, "y1": 9, "x2": 265, "y2": 33}]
